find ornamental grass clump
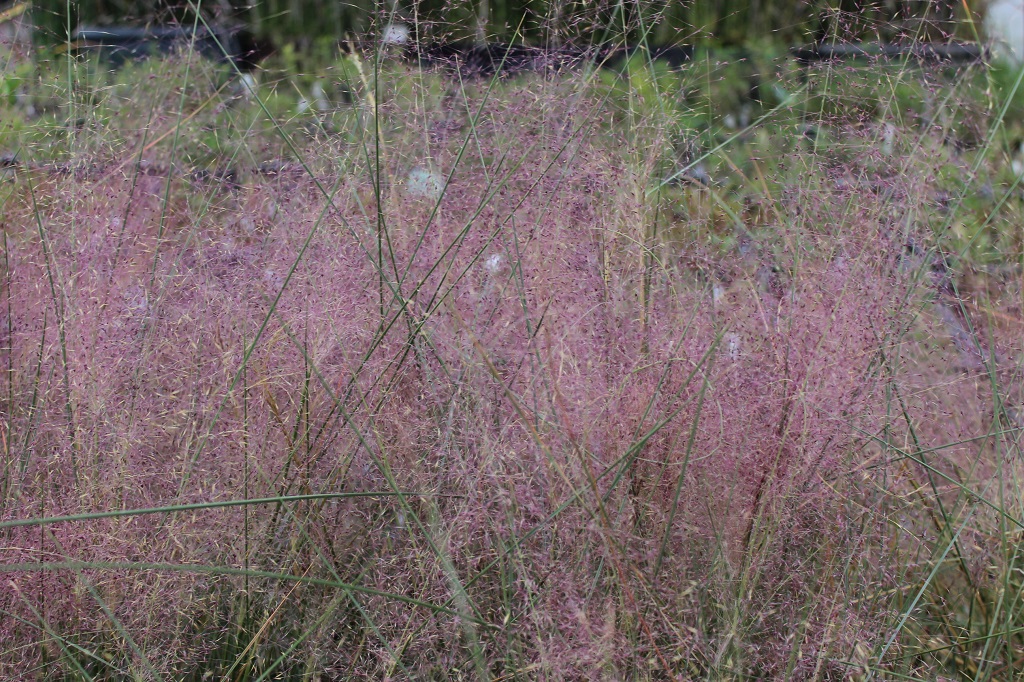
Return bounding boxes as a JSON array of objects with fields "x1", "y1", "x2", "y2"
[{"x1": 1, "y1": 14, "x2": 1022, "y2": 680}]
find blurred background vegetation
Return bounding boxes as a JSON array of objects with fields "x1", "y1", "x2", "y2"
[{"x1": 26, "y1": 0, "x2": 977, "y2": 51}]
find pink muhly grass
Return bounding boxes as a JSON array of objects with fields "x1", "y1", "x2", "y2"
[{"x1": 0, "y1": 58, "x2": 1005, "y2": 680}]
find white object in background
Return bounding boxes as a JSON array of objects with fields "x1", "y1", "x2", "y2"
[
  {"x1": 1012, "y1": 142, "x2": 1024, "y2": 177},
  {"x1": 406, "y1": 166, "x2": 444, "y2": 201},
  {"x1": 233, "y1": 72, "x2": 258, "y2": 100},
  {"x1": 712, "y1": 282, "x2": 726, "y2": 304},
  {"x1": 382, "y1": 23, "x2": 410, "y2": 46},
  {"x1": 881, "y1": 123, "x2": 896, "y2": 156},
  {"x1": 484, "y1": 253, "x2": 504, "y2": 273},
  {"x1": 986, "y1": 0, "x2": 1024, "y2": 64},
  {"x1": 297, "y1": 81, "x2": 330, "y2": 114},
  {"x1": 725, "y1": 333, "x2": 741, "y2": 361},
  {"x1": 312, "y1": 81, "x2": 330, "y2": 112}
]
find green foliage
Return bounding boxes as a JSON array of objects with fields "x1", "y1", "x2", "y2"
[{"x1": 29, "y1": 1, "x2": 977, "y2": 52}]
